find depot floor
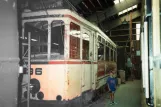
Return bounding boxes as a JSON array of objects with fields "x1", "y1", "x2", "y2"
[{"x1": 90, "y1": 80, "x2": 142, "y2": 107}]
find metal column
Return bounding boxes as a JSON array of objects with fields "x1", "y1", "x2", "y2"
[
  {"x1": 27, "y1": 33, "x2": 31, "y2": 107},
  {"x1": 152, "y1": 0, "x2": 161, "y2": 106}
]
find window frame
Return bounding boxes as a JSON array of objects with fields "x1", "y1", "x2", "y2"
[
  {"x1": 69, "y1": 22, "x2": 81, "y2": 59},
  {"x1": 97, "y1": 35, "x2": 105, "y2": 61},
  {"x1": 105, "y1": 41, "x2": 110, "y2": 61},
  {"x1": 22, "y1": 20, "x2": 49, "y2": 60},
  {"x1": 50, "y1": 20, "x2": 65, "y2": 60}
]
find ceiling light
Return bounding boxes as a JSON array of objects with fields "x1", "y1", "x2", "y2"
[
  {"x1": 118, "y1": 12, "x2": 123, "y2": 15},
  {"x1": 122, "y1": 19, "x2": 128, "y2": 24},
  {"x1": 114, "y1": 0, "x2": 119, "y2": 4},
  {"x1": 31, "y1": 39, "x2": 37, "y2": 41},
  {"x1": 122, "y1": 9, "x2": 128, "y2": 13},
  {"x1": 127, "y1": 7, "x2": 133, "y2": 11},
  {"x1": 120, "y1": 0, "x2": 125, "y2": 2},
  {"x1": 53, "y1": 43, "x2": 59, "y2": 45},
  {"x1": 133, "y1": 5, "x2": 137, "y2": 9}
]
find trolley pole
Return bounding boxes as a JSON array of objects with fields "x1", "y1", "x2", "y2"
[{"x1": 27, "y1": 32, "x2": 31, "y2": 107}]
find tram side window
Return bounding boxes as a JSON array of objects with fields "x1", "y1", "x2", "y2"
[
  {"x1": 70, "y1": 22, "x2": 80, "y2": 59},
  {"x1": 51, "y1": 20, "x2": 64, "y2": 60},
  {"x1": 82, "y1": 33, "x2": 90, "y2": 60},
  {"x1": 111, "y1": 49, "x2": 114, "y2": 61},
  {"x1": 23, "y1": 21, "x2": 48, "y2": 59},
  {"x1": 114, "y1": 50, "x2": 116, "y2": 62},
  {"x1": 106, "y1": 46, "x2": 109, "y2": 61},
  {"x1": 114, "y1": 49, "x2": 117, "y2": 62},
  {"x1": 98, "y1": 43, "x2": 104, "y2": 61}
]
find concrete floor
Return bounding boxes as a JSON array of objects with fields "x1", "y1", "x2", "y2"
[{"x1": 91, "y1": 80, "x2": 141, "y2": 107}]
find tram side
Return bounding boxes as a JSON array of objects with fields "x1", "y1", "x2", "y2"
[{"x1": 21, "y1": 9, "x2": 117, "y2": 107}]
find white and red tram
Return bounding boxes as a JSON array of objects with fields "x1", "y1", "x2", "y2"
[{"x1": 22, "y1": 9, "x2": 117, "y2": 107}]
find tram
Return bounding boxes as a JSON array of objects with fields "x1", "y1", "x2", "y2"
[{"x1": 21, "y1": 9, "x2": 117, "y2": 107}]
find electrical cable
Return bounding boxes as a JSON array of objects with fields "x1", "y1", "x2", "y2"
[{"x1": 40, "y1": 0, "x2": 49, "y2": 16}]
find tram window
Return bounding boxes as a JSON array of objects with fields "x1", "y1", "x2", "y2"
[
  {"x1": 111, "y1": 49, "x2": 114, "y2": 61},
  {"x1": 106, "y1": 46, "x2": 109, "y2": 61},
  {"x1": 51, "y1": 20, "x2": 64, "y2": 60},
  {"x1": 115, "y1": 50, "x2": 117, "y2": 62},
  {"x1": 98, "y1": 43, "x2": 104, "y2": 61},
  {"x1": 114, "y1": 50, "x2": 116, "y2": 62},
  {"x1": 102, "y1": 38, "x2": 105, "y2": 44},
  {"x1": 108, "y1": 43, "x2": 111, "y2": 47},
  {"x1": 106, "y1": 41, "x2": 108, "y2": 46},
  {"x1": 23, "y1": 21, "x2": 48, "y2": 59},
  {"x1": 98, "y1": 36, "x2": 101, "y2": 42},
  {"x1": 82, "y1": 33, "x2": 90, "y2": 60},
  {"x1": 70, "y1": 22, "x2": 80, "y2": 59}
]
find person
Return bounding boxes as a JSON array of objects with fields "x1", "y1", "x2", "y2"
[
  {"x1": 126, "y1": 56, "x2": 132, "y2": 80},
  {"x1": 118, "y1": 69, "x2": 126, "y2": 84},
  {"x1": 107, "y1": 72, "x2": 117, "y2": 105}
]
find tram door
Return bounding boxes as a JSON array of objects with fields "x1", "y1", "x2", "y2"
[{"x1": 81, "y1": 28, "x2": 94, "y2": 92}]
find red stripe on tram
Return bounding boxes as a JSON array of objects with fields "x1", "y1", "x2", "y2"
[
  {"x1": 48, "y1": 61, "x2": 91, "y2": 64},
  {"x1": 97, "y1": 71, "x2": 106, "y2": 77}
]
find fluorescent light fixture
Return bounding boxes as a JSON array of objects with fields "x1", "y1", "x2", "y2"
[
  {"x1": 70, "y1": 30, "x2": 81, "y2": 35},
  {"x1": 127, "y1": 7, "x2": 133, "y2": 11},
  {"x1": 114, "y1": 0, "x2": 119, "y2": 4},
  {"x1": 118, "y1": 11, "x2": 123, "y2": 15},
  {"x1": 82, "y1": 33, "x2": 89, "y2": 41},
  {"x1": 122, "y1": 9, "x2": 128, "y2": 14},
  {"x1": 31, "y1": 39, "x2": 38, "y2": 41},
  {"x1": 98, "y1": 55, "x2": 101, "y2": 57},
  {"x1": 53, "y1": 43, "x2": 59, "y2": 45},
  {"x1": 118, "y1": 5, "x2": 138, "y2": 16},
  {"x1": 133, "y1": 5, "x2": 137, "y2": 9}
]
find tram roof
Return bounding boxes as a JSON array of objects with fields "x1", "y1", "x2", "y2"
[{"x1": 22, "y1": 9, "x2": 117, "y2": 47}]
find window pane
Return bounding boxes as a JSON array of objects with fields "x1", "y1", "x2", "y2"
[
  {"x1": 114, "y1": 0, "x2": 119, "y2": 4},
  {"x1": 51, "y1": 20, "x2": 64, "y2": 60},
  {"x1": 70, "y1": 22, "x2": 80, "y2": 59},
  {"x1": 106, "y1": 46, "x2": 109, "y2": 61},
  {"x1": 98, "y1": 36, "x2": 101, "y2": 42},
  {"x1": 102, "y1": 38, "x2": 105, "y2": 44},
  {"x1": 111, "y1": 49, "x2": 113, "y2": 61},
  {"x1": 23, "y1": 21, "x2": 48, "y2": 59},
  {"x1": 98, "y1": 43, "x2": 104, "y2": 61},
  {"x1": 113, "y1": 51, "x2": 116, "y2": 62},
  {"x1": 82, "y1": 33, "x2": 90, "y2": 60}
]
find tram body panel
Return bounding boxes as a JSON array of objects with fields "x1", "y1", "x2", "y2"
[
  {"x1": 31, "y1": 64, "x2": 66, "y2": 100},
  {"x1": 67, "y1": 64, "x2": 82, "y2": 99}
]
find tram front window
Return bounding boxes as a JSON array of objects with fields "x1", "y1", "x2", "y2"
[
  {"x1": 23, "y1": 21, "x2": 48, "y2": 60},
  {"x1": 51, "y1": 20, "x2": 64, "y2": 60}
]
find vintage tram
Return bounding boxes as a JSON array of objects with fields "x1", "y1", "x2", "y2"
[{"x1": 21, "y1": 9, "x2": 117, "y2": 107}]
